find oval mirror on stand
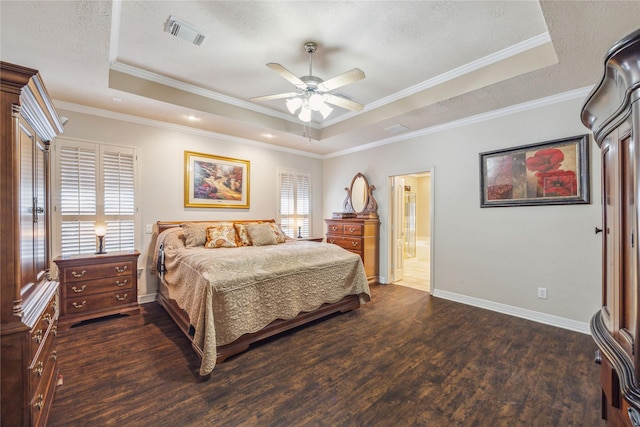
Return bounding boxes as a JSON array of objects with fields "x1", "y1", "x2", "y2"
[{"x1": 337, "y1": 172, "x2": 378, "y2": 219}]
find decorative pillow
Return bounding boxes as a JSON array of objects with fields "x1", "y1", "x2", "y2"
[
  {"x1": 204, "y1": 223, "x2": 238, "y2": 248},
  {"x1": 234, "y1": 222, "x2": 261, "y2": 246},
  {"x1": 245, "y1": 223, "x2": 278, "y2": 246},
  {"x1": 269, "y1": 223, "x2": 288, "y2": 243},
  {"x1": 181, "y1": 222, "x2": 217, "y2": 247}
]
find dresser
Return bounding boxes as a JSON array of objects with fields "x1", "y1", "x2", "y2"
[
  {"x1": 54, "y1": 251, "x2": 140, "y2": 330},
  {"x1": 1, "y1": 62, "x2": 64, "y2": 426},
  {"x1": 325, "y1": 218, "x2": 379, "y2": 284},
  {"x1": 581, "y1": 29, "x2": 640, "y2": 427}
]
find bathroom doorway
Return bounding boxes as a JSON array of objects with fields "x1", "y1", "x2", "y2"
[{"x1": 389, "y1": 170, "x2": 432, "y2": 293}]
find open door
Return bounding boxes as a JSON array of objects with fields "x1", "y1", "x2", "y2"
[{"x1": 391, "y1": 176, "x2": 405, "y2": 282}]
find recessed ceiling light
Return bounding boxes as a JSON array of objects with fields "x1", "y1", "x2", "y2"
[
  {"x1": 262, "y1": 133, "x2": 275, "y2": 138},
  {"x1": 112, "y1": 97, "x2": 122, "y2": 103},
  {"x1": 185, "y1": 115, "x2": 199, "y2": 121}
]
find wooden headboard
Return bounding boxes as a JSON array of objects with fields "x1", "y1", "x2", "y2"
[{"x1": 156, "y1": 219, "x2": 276, "y2": 235}]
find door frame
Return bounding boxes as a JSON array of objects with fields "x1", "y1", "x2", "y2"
[{"x1": 386, "y1": 167, "x2": 435, "y2": 294}]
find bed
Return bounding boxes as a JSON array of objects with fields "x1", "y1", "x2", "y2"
[{"x1": 153, "y1": 219, "x2": 371, "y2": 376}]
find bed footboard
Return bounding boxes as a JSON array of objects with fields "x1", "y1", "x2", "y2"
[{"x1": 156, "y1": 283, "x2": 360, "y2": 365}]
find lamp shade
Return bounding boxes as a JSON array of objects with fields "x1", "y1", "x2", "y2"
[
  {"x1": 298, "y1": 105, "x2": 312, "y2": 122},
  {"x1": 286, "y1": 97, "x2": 303, "y2": 114}
]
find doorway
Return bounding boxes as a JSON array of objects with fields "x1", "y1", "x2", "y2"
[{"x1": 389, "y1": 170, "x2": 432, "y2": 293}]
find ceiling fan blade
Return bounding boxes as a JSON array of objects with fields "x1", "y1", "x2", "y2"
[
  {"x1": 323, "y1": 93, "x2": 364, "y2": 112},
  {"x1": 250, "y1": 92, "x2": 299, "y2": 102},
  {"x1": 318, "y1": 68, "x2": 365, "y2": 92},
  {"x1": 266, "y1": 63, "x2": 306, "y2": 89}
]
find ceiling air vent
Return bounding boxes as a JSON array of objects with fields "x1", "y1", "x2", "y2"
[
  {"x1": 164, "y1": 15, "x2": 208, "y2": 46},
  {"x1": 384, "y1": 124, "x2": 410, "y2": 133}
]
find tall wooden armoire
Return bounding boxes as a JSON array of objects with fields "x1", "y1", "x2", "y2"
[
  {"x1": 1, "y1": 62, "x2": 64, "y2": 426},
  {"x1": 581, "y1": 29, "x2": 640, "y2": 426}
]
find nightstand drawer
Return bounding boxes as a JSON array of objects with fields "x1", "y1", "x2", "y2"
[
  {"x1": 62, "y1": 260, "x2": 136, "y2": 283},
  {"x1": 29, "y1": 295, "x2": 57, "y2": 363},
  {"x1": 65, "y1": 275, "x2": 134, "y2": 297},
  {"x1": 65, "y1": 290, "x2": 136, "y2": 314}
]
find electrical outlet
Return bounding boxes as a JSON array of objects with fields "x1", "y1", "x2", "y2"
[{"x1": 537, "y1": 287, "x2": 548, "y2": 299}]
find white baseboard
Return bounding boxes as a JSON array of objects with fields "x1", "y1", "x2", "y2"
[
  {"x1": 432, "y1": 289, "x2": 591, "y2": 335},
  {"x1": 138, "y1": 292, "x2": 157, "y2": 304}
]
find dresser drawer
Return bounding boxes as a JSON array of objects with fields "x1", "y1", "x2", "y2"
[
  {"x1": 342, "y1": 224, "x2": 363, "y2": 236},
  {"x1": 62, "y1": 259, "x2": 136, "y2": 283},
  {"x1": 29, "y1": 328, "x2": 56, "y2": 399},
  {"x1": 65, "y1": 275, "x2": 134, "y2": 297},
  {"x1": 327, "y1": 223, "x2": 343, "y2": 234},
  {"x1": 29, "y1": 295, "x2": 58, "y2": 363},
  {"x1": 328, "y1": 236, "x2": 363, "y2": 252},
  {"x1": 65, "y1": 290, "x2": 136, "y2": 314},
  {"x1": 29, "y1": 343, "x2": 58, "y2": 427}
]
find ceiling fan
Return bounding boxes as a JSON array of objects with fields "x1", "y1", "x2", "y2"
[{"x1": 250, "y1": 42, "x2": 365, "y2": 122}]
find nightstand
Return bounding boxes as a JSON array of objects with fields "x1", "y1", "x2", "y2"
[
  {"x1": 297, "y1": 236, "x2": 324, "y2": 242},
  {"x1": 54, "y1": 251, "x2": 140, "y2": 330}
]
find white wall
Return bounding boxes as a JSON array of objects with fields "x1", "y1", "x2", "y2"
[
  {"x1": 53, "y1": 109, "x2": 324, "y2": 298},
  {"x1": 323, "y1": 96, "x2": 601, "y2": 326}
]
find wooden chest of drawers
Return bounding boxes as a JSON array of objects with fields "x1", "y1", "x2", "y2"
[
  {"x1": 325, "y1": 218, "x2": 379, "y2": 284},
  {"x1": 54, "y1": 251, "x2": 140, "y2": 330}
]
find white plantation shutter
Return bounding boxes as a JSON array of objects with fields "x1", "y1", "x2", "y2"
[
  {"x1": 102, "y1": 149, "x2": 135, "y2": 252},
  {"x1": 56, "y1": 140, "x2": 137, "y2": 256},
  {"x1": 59, "y1": 145, "x2": 97, "y2": 256},
  {"x1": 277, "y1": 169, "x2": 311, "y2": 238}
]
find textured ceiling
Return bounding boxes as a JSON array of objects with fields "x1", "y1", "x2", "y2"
[{"x1": 1, "y1": 1, "x2": 639, "y2": 156}]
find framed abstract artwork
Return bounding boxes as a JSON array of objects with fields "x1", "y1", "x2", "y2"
[
  {"x1": 184, "y1": 151, "x2": 250, "y2": 208},
  {"x1": 479, "y1": 135, "x2": 590, "y2": 207}
]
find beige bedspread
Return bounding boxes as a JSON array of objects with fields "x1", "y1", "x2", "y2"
[{"x1": 155, "y1": 227, "x2": 370, "y2": 375}]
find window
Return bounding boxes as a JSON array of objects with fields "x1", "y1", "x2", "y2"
[
  {"x1": 54, "y1": 139, "x2": 137, "y2": 257},
  {"x1": 277, "y1": 168, "x2": 311, "y2": 238}
]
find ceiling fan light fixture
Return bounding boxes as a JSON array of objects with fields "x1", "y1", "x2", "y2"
[
  {"x1": 319, "y1": 102, "x2": 333, "y2": 119},
  {"x1": 298, "y1": 105, "x2": 312, "y2": 122},
  {"x1": 286, "y1": 97, "x2": 303, "y2": 114},
  {"x1": 308, "y1": 93, "x2": 325, "y2": 111}
]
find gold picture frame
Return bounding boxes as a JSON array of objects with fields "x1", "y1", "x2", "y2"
[{"x1": 184, "y1": 151, "x2": 250, "y2": 208}]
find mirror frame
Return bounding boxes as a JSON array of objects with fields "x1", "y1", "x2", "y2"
[{"x1": 343, "y1": 172, "x2": 378, "y2": 218}]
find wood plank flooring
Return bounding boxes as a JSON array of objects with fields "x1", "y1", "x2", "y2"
[{"x1": 48, "y1": 284, "x2": 602, "y2": 426}]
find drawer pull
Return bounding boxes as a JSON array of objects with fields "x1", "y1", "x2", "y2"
[
  {"x1": 329, "y1": 239, "x2": 336, "y2": 244},
  {"x1": 43, "y1": 313, "x2": 52, "y2": 324},
  {"x1": 349, "y1": 227, "x2": 356, "y2": 232},
  {"x1": 51, "y1": 350, "x2": 58, "y2": 361},
  {"x1": 71, "y1": 270, "x2": 87, "y2": 278},
  {"x1": 33, "y1": 394, "x2": 44, "y2": 411},
  {"x1": 115, "y1": 293, "x2": 128, "y2": 301},
  {"x1": 52, "y1": 325, "x2": 58, "y2": 336},
  {"x1": 331, "y1": 226, "x2": 338, "y2": 231},
  {"x1": 32, "y1": 329, "x2": 43, "y2": 344},
  {"x1": 72, "y1": 301, "x2": 87, "y2": 309},
  {"x1": 115, "y1": 279, "x2": 128, "y2": 287},
  {"x1": 33, "y1": 361, "x2": 44, "y2": 377},
  {"x1": 115, "y1": 265, "x2": 128, "y2": 273},
  {"x1": 352, "y1": 242, "x2": 359, "y2": 247},
  {"x1": 72, "y1": 285, "x2": 87, "y2": 293}
]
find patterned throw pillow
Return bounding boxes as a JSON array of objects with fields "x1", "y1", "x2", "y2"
[
  {"x1": 269, "y1": 223, "x2": 288, "y2": 243},
  {"x1": 234, "y1": 222, "x2": 261, "y2": 246},
  {"x1": 204, "y1": 223, "x2": 238, "y2": 248},
  {"x1": 182, "y1": 222, "x2": 216, "y2": 247},
  {"x1": 245, "y1": 223, "x2": 278, "y2": 246}
]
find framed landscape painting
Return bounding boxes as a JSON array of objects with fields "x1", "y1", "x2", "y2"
[
  {"x1": 479, "y1": 135, "x2": 590, "y2": 207},
  {"x1": 184, "y1": 151, "x2": 250, "y2": 208}
]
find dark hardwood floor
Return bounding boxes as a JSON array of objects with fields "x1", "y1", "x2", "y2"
[{"x1": 48, "y1": 284, "x2": 602, "y2": 426}]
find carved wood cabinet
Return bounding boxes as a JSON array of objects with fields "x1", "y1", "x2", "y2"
[
  {"x1": 325, "y1": 218, "x2": 379, "y2": 284},
  {"x1": 1, "y1": 62, "x2": 64, "y2": 426},
  {"x1": 581, "y1": 29, "x2": 640, "y2": 427},
  {"x1": 54, "y1": 251, "x2": 140, "y2": 330}
]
